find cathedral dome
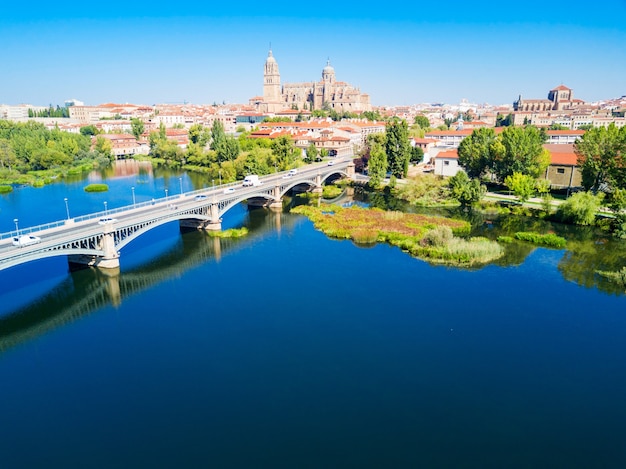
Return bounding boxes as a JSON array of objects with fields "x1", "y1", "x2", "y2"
[
  {"x1": 323, "y1": 59, "x2": 334, "y2": 74},
  {"x1": 266, "y1": 49, "x2": 277, "y2": 64}
]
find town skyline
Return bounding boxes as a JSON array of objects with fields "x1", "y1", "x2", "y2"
[{"x1": 1, "y1": 1, "x2": 625, "y2": 107}]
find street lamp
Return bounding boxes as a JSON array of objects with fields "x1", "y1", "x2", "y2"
[
  {"x1": 165, "y1": 188, "x2": 168, "y2": 199},
  {"x1": 179, "y1": 177, "x2": 183, "y2": 196},
  {"x1": 219, "y1": 170, "x2": 222, "y2": 186},
  {"x1": 64, "y1": 197, "x2": 70, "y2": 220},
  {"x1": 13, "y1": 218, "x2": 19, "y2": 236},
  {"x1": 131, "y1": 186, "x2": 136, "y2": 206},
  {"x1": 104, "y1": 201, "x2": 108, "y2": 216}
]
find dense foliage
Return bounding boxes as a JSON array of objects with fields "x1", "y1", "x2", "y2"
[
  {"x1": 457, "y1": 126, "x2": 549, "y2": 182},
  {"x1": 0, "y1": 120, "x2": 112, "y2": 184},
  {"x1": 574, "y1": 123, "x2": 626, "y2": 210}
]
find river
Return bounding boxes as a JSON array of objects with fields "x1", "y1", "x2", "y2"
[{"x1": 0, "y1": 162, "x2": 625, "y2": 468}]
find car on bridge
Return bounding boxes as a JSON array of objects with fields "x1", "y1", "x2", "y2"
[
  {"x1": 223, "y1": 187, "x2": 235, "y2": 194},
  {"x1": 98, "y1": 217, "x2": 118, "y2": 225},
  {"x1": 12, "y1": 235, "x2": 41, "y2": 247},
  {"x1": 194, "y1": 195, "x2": 208, "y2": 201}
]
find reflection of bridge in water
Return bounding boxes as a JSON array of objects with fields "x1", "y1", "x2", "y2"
[{"x1": 0, "y1": 209, "x2": 300, "y2": 353}]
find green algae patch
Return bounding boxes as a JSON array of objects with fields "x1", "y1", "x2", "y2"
[{"x1": 292, "y1": 204, "x2": 503, "y2": 266}]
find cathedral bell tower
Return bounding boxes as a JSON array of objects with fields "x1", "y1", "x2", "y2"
[{"x1": 263, "y1": 49, "x2": 281, "y2": 103}]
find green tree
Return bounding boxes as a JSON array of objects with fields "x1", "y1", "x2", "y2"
[
  {"x1": 0, "y1": 138, "x2": 17, "y2": 171},
  {"x1": 495, "y1": 113, "x2": 513, "y2": 127},
  {"x1": 94, "y1": 136, "x2": 112, "y2": 158},
  {"x1": 362, "y1": 110, "x2": 383, "y2": 121},
  {"x1": 574, "y1": 123, "x2": 626, "y2": 195},
  {"x1": 385, "y1": 119, "x2": 411, "y2": 178},
  {"x1": 271, "y1": 135, "x2": 299, "y2": 170},
  {"x1": 367, "y1": 140, "x2": 387, "y2": 188},
  {"x1": 504, "y1": 172, "x2": 537, "y2": 204},
  {"x1": 413, "y1": 114, "x2": 430, "y2": 129},
  {"x1": 492, "y1": 126, "x2": 548, "y2": 182},
  {"x1": 448, "y1": 171, "x2": 486, "y2": 207},
  {"x1": 188, "y1": 123, "x2": 210, "y2": 146},
  {"x1": 80, "y1": 125, "x2": 98, "y2": 136},
  {"x1": 457, "y1": 127, "x2": 498, "y2": 179},
  {"x1": 556, "y1": 191, "x2": 604, "y2": 225},
  {"x1": 410, "y1": 146, "x2": 424, "y2": 164},
  {"x1": 210, "y1": 120, "x2": 226, "y2": 152},
  {"x1": 130, "y1": 118, "x2": 145, "y2": 140},
  {"x1": 304, "y1": 143, "x2": 318, "y2": 163},
  {"x1": 218, "y1": 136, "x2": 240, "y2": 162}
]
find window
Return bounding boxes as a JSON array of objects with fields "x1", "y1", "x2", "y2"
[
  {"x1": 444, "y1": 161, "x2": 450, "y2": 166},
  {"x1": 557, "y1": 168, "x2": 565, "y2": 174}
]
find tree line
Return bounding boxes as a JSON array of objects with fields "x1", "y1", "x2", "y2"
[
  {"x1": 0, "y1": 120, "x2": 113, "y2": 184},
  {"x1": 453, "y1": 123, "x2": 626, "y2": 236}
]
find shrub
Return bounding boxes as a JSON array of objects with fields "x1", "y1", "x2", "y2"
[
  {"x1": 0, "y1": 185, "x2": 12, "y2": 194},
  {"x1": 422, "y1": 225, "x2": 453, "y2": 247},
  {"x1": 497, "y1": 236, "x2": 514, "y2": 243},
  {"x1": 514, "y1": 231, "x2": 567, "y2": 248},
  {"x1": 556, "y1": 191, "x2": 604, "y2": 225},
  {"x1": 352, "y1": 228, "x2": 379, "y2": 244},
  {"x1": 84, "y1": 183, "x2": 109, "y2": 192}
]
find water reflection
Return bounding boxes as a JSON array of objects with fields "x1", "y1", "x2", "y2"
[
  {"x1": 353, "y1": 188, "x2": 626, "y2": 294},
  {"x1": 0, "y1": 208, "x2": 293, "y2": 353}
]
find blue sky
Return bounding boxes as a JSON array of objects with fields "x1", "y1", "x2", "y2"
[{"x1": 1, "y1": 1, "x2": 625, "y2": 108}]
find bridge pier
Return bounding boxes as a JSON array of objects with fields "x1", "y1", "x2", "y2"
[
  {"x1": 312, "y1": 174, "x2": 323, "y2": 194},
  {"x1": 346, "y1": 161, "x2": 355, "y2": 180},
  {"x1": 68, "y1": 230, "x2": 120, "y2": 270},
  {"x1": 269, "y1": 183, "x2": 283, "y2": 210},
  {"x1": 178, "y1": 203, "x2": 222, "y2": 231}
]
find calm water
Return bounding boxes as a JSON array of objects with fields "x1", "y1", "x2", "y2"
[{"x1": 0, "y1": 165, "x2": 625, "y2": 468}]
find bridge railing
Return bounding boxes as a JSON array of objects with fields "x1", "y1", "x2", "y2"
[{"x1": 0, "y1": 160, "x2": 352, "y2": 240}]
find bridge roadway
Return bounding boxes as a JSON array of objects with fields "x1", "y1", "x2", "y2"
[{"x1": 0, "y1": 160, "x2": 353, "y2": 271}]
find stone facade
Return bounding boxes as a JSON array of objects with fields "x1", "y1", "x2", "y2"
[
  {"x1": 513, "y1": 85, "x2": 584, "y2": 112},
  {"x1": 251, "y1": 50, "x2": 371, "y2": 114}
]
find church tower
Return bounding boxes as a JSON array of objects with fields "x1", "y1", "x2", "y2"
[
  {"x1": 263, "y1": 49, "x2": 281, "y2": 103},
  {"x1": 322, "y1": 59, "x2": 335, "y2": 84}
]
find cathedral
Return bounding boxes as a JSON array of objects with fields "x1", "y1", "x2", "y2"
[
  {"x1": 513, "y1": 85, "x2": 585, "y2": 112},
  {"x1": 249, "y1": 49, "x2": 371, "y2": 114}
]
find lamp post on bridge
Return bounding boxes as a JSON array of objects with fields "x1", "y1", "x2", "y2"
[
  {"x1": 13, "y1": 218, "x2": 19, "y2": 236},
  {"x1": 165, "y1": 188, "x2": 168, "y2": 199},
  {"x1": 64, "y1": 197, "x2": 70, "y2": 220},
  {"x1": 104, "y1": 201, "x2": 108, "y2": 216},
  {"x1": 131, "y1": 186, "x2": 136, "y2": 207},
  {"x1": 179, "y1": 177, "x2": 183, "y2": 197},
  {"x1": 219, "y1": 170, "x2": 221, "y2": 186}
]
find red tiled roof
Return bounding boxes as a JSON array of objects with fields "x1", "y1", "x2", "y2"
[
  {"x1": 544, "y1": 144, "x2": 577, "y2": 166},
  {"x1": 435, "y1": 149, "x2": 458, "y2": 159}
]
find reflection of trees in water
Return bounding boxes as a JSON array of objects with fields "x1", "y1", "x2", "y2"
[
  {"x1": 354, "y1": 187, "x2": 626, "y2": 290},
  {"x1": 558, "y1": 238, "x2": 626, "y2": 295}
]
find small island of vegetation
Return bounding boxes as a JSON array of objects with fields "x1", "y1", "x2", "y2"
[
  {"x1": 291, "y1": 203, "x2": 504, "y2": 266},
  {"x1": 84, "y1": 183, "x2": 109, "y2": 192}
]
